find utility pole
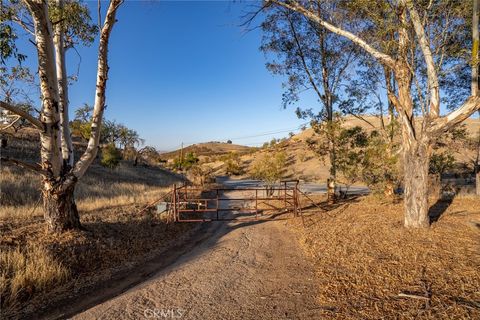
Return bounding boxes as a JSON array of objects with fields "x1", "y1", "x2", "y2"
[{"x1": 180, "y1": 142, "x2": 184, "y2": 171}]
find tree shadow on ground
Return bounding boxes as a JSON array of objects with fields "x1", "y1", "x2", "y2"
[
  {"x1": 301, "y1": 195, "x2": 361, "y2": 213},
  {"x1": 34, "y1": 205, "x2": 302, "y2": 319},
  {"x1": 428, "y1": 196, "x2": 454, "y2": 224},
  {"x1": 34, "y1": 191, "x2": 357, "y2": 319}
]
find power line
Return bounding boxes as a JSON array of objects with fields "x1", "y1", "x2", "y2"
[{"x1": 181, "y1": 122, "x2": 309, "y2": 146}]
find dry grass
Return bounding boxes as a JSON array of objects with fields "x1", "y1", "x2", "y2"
[
  {"x1": 160, "y1": 141, "x2": 256, "y2": 159},
  {"x1": 0, "y1": 244, "x2": 69, "y2": 309},
  {"x1": 292, "y1": 195, "x2": 480, "y2": 319},
  {"x1": 0, "y1": 159, "x2": 190, "y2": 318},
  {"x1": 0, "y1": 163, "x2": 180, "y2": 220},
  {"x1": 0, "y1": 205, "x2": 196, "y2": 319}
]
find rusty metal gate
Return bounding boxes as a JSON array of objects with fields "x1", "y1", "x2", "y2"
[{"x1": 169, "y1": 180, "x2": 302, "y2": 222}]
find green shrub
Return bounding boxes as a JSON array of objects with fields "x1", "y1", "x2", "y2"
[
  {"x1": 101, "y1": 143, "x2": 122, "y2": 169},
  {"x1": 250, "y1": 151, "x2": 286, "y2": 185},
  {"x1": 172, "y1": 152, "x2": 199, "y2": 171},
  {"x1": 223, "y1": 152, "x2": 243, "y2": 175}
]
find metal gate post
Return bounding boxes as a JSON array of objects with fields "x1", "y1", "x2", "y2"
[
  {"x1": 255, "y1": 189, "x2": 258, "y2": 219},
  {"x1": 296, "y1": 181, "x2": 305, "y2": 226},
  {"x1": 216, "y1": 189, "x2": 219, "y2": 220},
  {"x1": 293, "y1": 184, "x2": 298, "y2": 217},
  {"x1": 173, "y1": 184, "x2": 178, "y2": 222}
]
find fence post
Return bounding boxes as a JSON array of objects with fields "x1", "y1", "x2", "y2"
[
  {"x1": 255, "y1": 189, "x2": 258, "y2": 220},
  {"x1": 294, "y1": 182, "x2": 298, "y2": 217},
  {"x1": 216, "y1": 189, "x2": 219, "y2": 220},
  {"x1": 173, "y1": 184, "x2": 177, "y2": 222}
]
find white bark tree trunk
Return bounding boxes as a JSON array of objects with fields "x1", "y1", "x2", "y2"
[
  {"x1": 403, "y1": 137, "x2": 430, "y2": 228},
  {"x1": 54, "y1": 0, "x2": 74, "y2": 168},
  {"x1": 472, "y1": 0, "x2": 480, "y2": 196},
  {"x1": 18, "y1": 0, "x2": 123, "y2": 232},
  {"x1": 25, "y1": 0, "x2": 63, "y2": 178},
  {"x1": 71, "y1": 0, "x2": 122, "y2": 181}
]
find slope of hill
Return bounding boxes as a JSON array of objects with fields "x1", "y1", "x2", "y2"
[
  {"x1": 196, "y1": 115, "x2": 480, "y2": 183},
  {"x1": 160, "y1": 142, "x2": 257, "y2": 159},
  {"x1": 294, "y1": 115, "x2": 480, "y2": 142}
]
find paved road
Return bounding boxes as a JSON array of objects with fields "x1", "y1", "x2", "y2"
[{"x1": 216, "y1": 177, "x2": 369, "y2": 195}]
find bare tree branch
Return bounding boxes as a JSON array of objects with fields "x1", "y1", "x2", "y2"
[
  {"x1": 350, "y1": 114, "x2": 376, "y2": 129},
  {"x1": 403, "y1": 0, "x2": 440, "y2": 118},
  {"x1": 11, "y1": 16, "x2": 35, "y2": 36},
  {"x1": 0, "y1": 157, "x2": 46, "y2": 174},
  {"x1": 0, "y1": 115, "x2": 22, "y2": 131},
  {"x1": 0, "y1": 101, "x2": 43, "y2": 129},
  {"x1": 54, "y1": 0, "x2": 74, "y2": 167},
  {"x1": 71, "y1": 0, "x2": 123, "y2": 181},
  {"x1": 429, "y1": 96, "x2": 480, "y2": 134},
  {"x1": 285, "y1": 12, "x2": 325, "y2": 103}
]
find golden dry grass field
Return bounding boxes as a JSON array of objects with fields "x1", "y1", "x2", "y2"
[{"x1": 291, "y1": 194, "x2": 480, "y2": 319}]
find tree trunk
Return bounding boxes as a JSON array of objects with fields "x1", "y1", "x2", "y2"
[
  {"x1": 403, "y1": 141, "x2": 430, "y2": 228},
  {"x1": 429, "y1": 173, "x2": 442, "y2": 200},
  {"x1": 327, "y1": 138, "x2": 336, "y2": 203},
  {"x1": 473, "y1": 0, "x2": 480, "y2": 195},
  {"x1": 327, "y1": 178, "x2": 336, "y2": 202},
  {"x1": 384, "y1": 140, "x2": 396, "y2": 197},
  {"x1": 43, "y1": 183, "x2": 81, "y2": 232},
  {"x1": 476, "y1": 164, "x2": 480, "y2": 196},
  {"x1": 476, "y1": 111, "x2": 480, "y2": 196}
]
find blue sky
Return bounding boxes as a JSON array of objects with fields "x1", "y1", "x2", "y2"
[{"x1": 12, "y1": 0, "x2": 317, "y2": 151}]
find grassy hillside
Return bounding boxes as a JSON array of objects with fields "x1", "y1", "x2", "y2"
[
  {"x1": 194, "y1": 115, "x2": 480, "y2": 183},
  {"x1": 160, "y1": 142, "x2": 257, "y2": 160},
  {"x1": 0, "y1": 128, "x2": 183, "y2": 220}
]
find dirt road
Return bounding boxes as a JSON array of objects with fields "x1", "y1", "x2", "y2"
[{"x1": 72, "y1": 197, "x2": 321, "y2": 319}]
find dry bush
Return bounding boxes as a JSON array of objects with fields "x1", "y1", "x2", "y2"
[
  {"x1": 0, "y1": 244, "x2": 69, "y2": 309},
  {"x1": 293, "y1": 196, "x2": 480, "y2": 319}
]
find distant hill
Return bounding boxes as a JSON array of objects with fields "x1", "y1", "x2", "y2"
[
  {"x1": 159, "y1": 142, "x2": 257, "y2": 160},
  {"x1": 294, "y1": 115, "x2": 480, "y2": 142},
  {"x1": 195, "y1": 115, "x2": 480, "y2": 183}
]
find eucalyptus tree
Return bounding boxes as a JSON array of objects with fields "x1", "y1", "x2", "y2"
[
  {"x1": 266, "y1": 0, "x2": 476, "y2": 228},
  {"x1": 473, "y1": 0, "x2": 480, "y2": 195},
  {"x1": 0, "y1": 0, "x2": 123, "y2": 232},
  {"x1": 261, "y1": 2, "x2": 356, "y2": 202}
]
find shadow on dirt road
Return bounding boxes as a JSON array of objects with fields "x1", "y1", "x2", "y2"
[{"x1": 41, "y1": 189, "x2": 325, "y2": 320}]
